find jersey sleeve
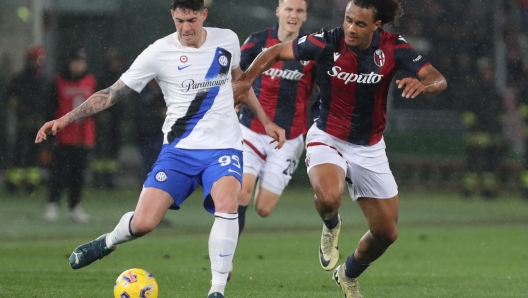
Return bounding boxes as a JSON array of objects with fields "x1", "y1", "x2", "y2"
[
  {"x1": 230, "y1": 31, "x2": 241, "y2": 70},
  {"x1": 292, "y1": 29, "x2": 328, "y2": 61},
  {"x1": 240, "y1": 33, "x2": 261, "y2": 71},
  {"x1": 120, "y1": 44, "x2": 161, "y2": 93},
  {"x1": 393, "y1": 35, "x2": 430, "y2": 75}
]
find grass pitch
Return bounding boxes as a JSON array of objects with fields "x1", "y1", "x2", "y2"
[{"x1": 0, "y1": 187, "x2": 527, "y2": 297}]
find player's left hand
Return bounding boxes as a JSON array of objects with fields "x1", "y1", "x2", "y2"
[
  {"x1": 396, "y1": 77, "x2": 426, "y2": 98},
  {"x1": 264, "y1": 122, "x2": 286, "y2": 149}
]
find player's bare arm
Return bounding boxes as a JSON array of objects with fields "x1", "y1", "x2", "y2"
[
  {"x1": 35, "y1": 79, "x2": 133, "y2": 143},
  {"x1": 396, "y1": 64, "x2": 447, "y2": 98},
  {"x1": 232, "y1": 66, "x2": 286, "y2": 149},
  {"x1": 233, "y1": 41, "x2": 296, "y2": 104}
]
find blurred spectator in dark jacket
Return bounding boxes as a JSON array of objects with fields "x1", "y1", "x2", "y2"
[
  {"x1": 133, "y1": 79, "x2": 165, "y2": 181},
  {"x1": 92, "y1": 48, "x2": 126, "y2": 189},
  {"x1": 45, "y1": 46, "x2": 96, "y2": 223},
  {"x1": 3, "y1": 45, "x2": 52, "y2": 193},
  {"x1": 460, "y1": 57, "x2": 504, "y2": 199}
]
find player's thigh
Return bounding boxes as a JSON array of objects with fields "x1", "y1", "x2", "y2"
[
  {"x1": 239, "y1": 173, "x2": 257, "y2": 206},
  {"x1": 345, "y1": 139, "x2": 398, "y2": 201},
  {"x1": 132, "y1": 187, "x2": 175, "y2": 233},
  {"x1": 143, "y1": 146, "x2": 201, "y2": 211},
  {"x1": 202, "y1": 149, "x2": 243, "y2": 213},
  {"x1": 305, "y1": 126, "x2": 347, "y2": 200},
  {"x1": 357, "y1": 195, "x2": 399, "y2": 238},
  {"x1": 259, "y1": 134, "x2": 304, "y2": 197}
]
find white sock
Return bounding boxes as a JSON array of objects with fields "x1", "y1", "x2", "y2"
[
  {"x1": 106, "y1": 212, "x2": 137, "y2": 250},
  {"x1": 208, "y1": 212, "x2": 238, "y2": 296}
]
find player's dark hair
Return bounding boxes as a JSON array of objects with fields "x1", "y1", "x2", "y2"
[
  {"x1": 349, "y1": 0, "x2": 404, "y2": 25},
  {"x1": 171, "y1": 0, "x2": 204, "y2": 11},
  {"x1": 278, "y1": 0, "x2": 310, "y2": 9}
]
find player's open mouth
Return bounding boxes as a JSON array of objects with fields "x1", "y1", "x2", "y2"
[{"x1": 287, "y1": 21, "x2": 297, "y2": 25}]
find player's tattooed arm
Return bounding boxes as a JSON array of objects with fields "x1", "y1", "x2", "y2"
[
  {"x1": 35, "y1": 79, "x2": 133, "y2": 143},
  {"x1": 66, "y1": 79, "x2": 132, "y2": 123}
]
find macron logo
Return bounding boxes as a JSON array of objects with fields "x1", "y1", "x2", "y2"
[
  {"x1": 334, "y1": 52, "x2": 341, "y2": 62},
  {"x1": 178, "y1": 65, "x2": 191, "y2": 70}
]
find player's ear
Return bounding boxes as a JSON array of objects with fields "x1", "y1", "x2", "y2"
[
  {"x1": 373, "y1": 20, "x2": 382, "y2": 31},
  {"x1": 201, "y1": 8, "x2": 208, "y2": 21},
  {"x1": 276, "y1": 6, "x2": 280, "y2": 18}
]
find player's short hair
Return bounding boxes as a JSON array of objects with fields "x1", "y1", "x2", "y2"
[
  {"x1": 348, "y1": 0, "x2": 404, "y2": 25},
  {"x1": 278, "y1": 0, "x2": 310, "y2": 9},
  {"x1": 171, "y1": 0, "x2": 204, "y2": 11}
]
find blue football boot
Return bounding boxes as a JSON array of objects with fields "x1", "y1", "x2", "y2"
[{"x1": 69, "y1": 234, "x2": 114, "y2": 269}]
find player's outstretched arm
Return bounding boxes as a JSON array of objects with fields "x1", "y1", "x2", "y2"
[
  {"x1": 35, "y1": 79, "x2": 133, "y2": 143},
  {"x1": 395, "y1": 64, "x2": 447, "y2": 99},
  {"x1": 232, "y1": 67, "x2": 286, "y2": 149},
  {"x1": 233, "y1": 41, "x2": 296, "y2": 105}
]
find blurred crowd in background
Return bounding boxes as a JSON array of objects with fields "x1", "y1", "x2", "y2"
[{"x1": 0, "y1": 0, "x2": 528, "y2": 210}]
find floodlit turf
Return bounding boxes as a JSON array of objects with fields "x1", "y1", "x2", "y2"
[{"x1": 0, "y1": 187, "x2": 527, "y2": 297}]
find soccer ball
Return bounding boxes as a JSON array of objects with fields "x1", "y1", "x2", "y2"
[{"x1": 113, "y1": 268, "x2": 159, "y2": 298}]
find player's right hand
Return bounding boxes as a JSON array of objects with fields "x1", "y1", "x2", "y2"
[{"x1": 35, "y1": 118, "x2": 68, "y2": 143}]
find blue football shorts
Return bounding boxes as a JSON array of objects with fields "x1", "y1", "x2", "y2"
[{"x1": 144, "y1": 145, "x2": 243, "y2": 214}]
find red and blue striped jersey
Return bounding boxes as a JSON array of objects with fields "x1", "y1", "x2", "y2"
[
  {"x1": 239, "y1": 25, "x2": 317, "y2": 139},
  {"x1": 293, "y1": 27, "x2": 430, "y2": 146}
]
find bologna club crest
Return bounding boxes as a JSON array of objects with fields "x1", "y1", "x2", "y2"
[{"x1": 374, "y1": 49, "x2": 385, "y2": 67}]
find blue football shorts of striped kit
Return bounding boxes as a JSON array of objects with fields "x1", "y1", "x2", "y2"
[{"x1": 144, "y1": 144, "x2": 243, "y2": 214}]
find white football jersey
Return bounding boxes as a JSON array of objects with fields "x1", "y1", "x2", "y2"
[{"x1": 121, "y1": 27, "x2": 243, "y2": 150}]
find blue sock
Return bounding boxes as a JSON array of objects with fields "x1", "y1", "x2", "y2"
[
  {"x1": 345, "y1": 252, "x2": 370, "y2": 278},
  {"x1": 237, "y1": 205, "x2": 248, "y2": 236},
  {"x1": 323, "y1": 213, "x2": 339, "y2": 229}
]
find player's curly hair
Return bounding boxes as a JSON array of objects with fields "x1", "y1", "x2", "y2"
[
  {"x1": 171, "y1": 0, "x2": 204, "y2": 11},
  {"x1": 349, "y1": 0, "x2": 404, "y2": 25}
]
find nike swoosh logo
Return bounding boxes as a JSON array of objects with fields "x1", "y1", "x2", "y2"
[
  {"x1": 228, "y1": 169, "x2": 241, "y2": 176},
  {"x1": 219, "y1": 253, "x2": 233, "y2": 257},
  {"x1": 178, "y1": 65, "x2": 191, "y2": 70},
  {"x1": 319, "y1": 246, "x2": 331, "y2": 267}
]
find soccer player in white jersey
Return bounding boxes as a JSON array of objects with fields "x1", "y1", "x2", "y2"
[{"x1": 35, "y1": 1, "x2": 285, "y2": 297}]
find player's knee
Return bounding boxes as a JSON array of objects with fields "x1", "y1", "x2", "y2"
[
  {"x1": 371, "y1": 228, "x2": 398, "y2": 247},
  {"x1": 314, "y1": 190, "x2": 341, "y2": 211},
  {"x1": 238, "y1": 186, "x2": 253, "y2": 206},
  {"x1": 214, "y1": 196, "x2": 237, "y2": 213},
  {"x1": 255, "y1": 205, "x2": 273, "y2": 218},
  {"x1": 130, "y1": 217, "x2": 157, "y2": 236}
]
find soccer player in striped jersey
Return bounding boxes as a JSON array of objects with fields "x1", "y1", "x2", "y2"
[
  {"x1": 233, "y1": 0, "x2": 447, "y2": 296},
  {"x1": 236, "y1": 0, "x2": 316, "y2": 237},
  {"x1": 35, "y1": 1, "x2": 285, "y2": 297}
]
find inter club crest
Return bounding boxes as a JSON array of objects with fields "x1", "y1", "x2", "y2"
[{"x1": 374, "y1": 49, "x2": 385, "y2": 67}]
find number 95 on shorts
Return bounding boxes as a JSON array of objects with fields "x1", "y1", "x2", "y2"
[{"x1": 144, "y1": 145, "x2": 243, "y2": 212}]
